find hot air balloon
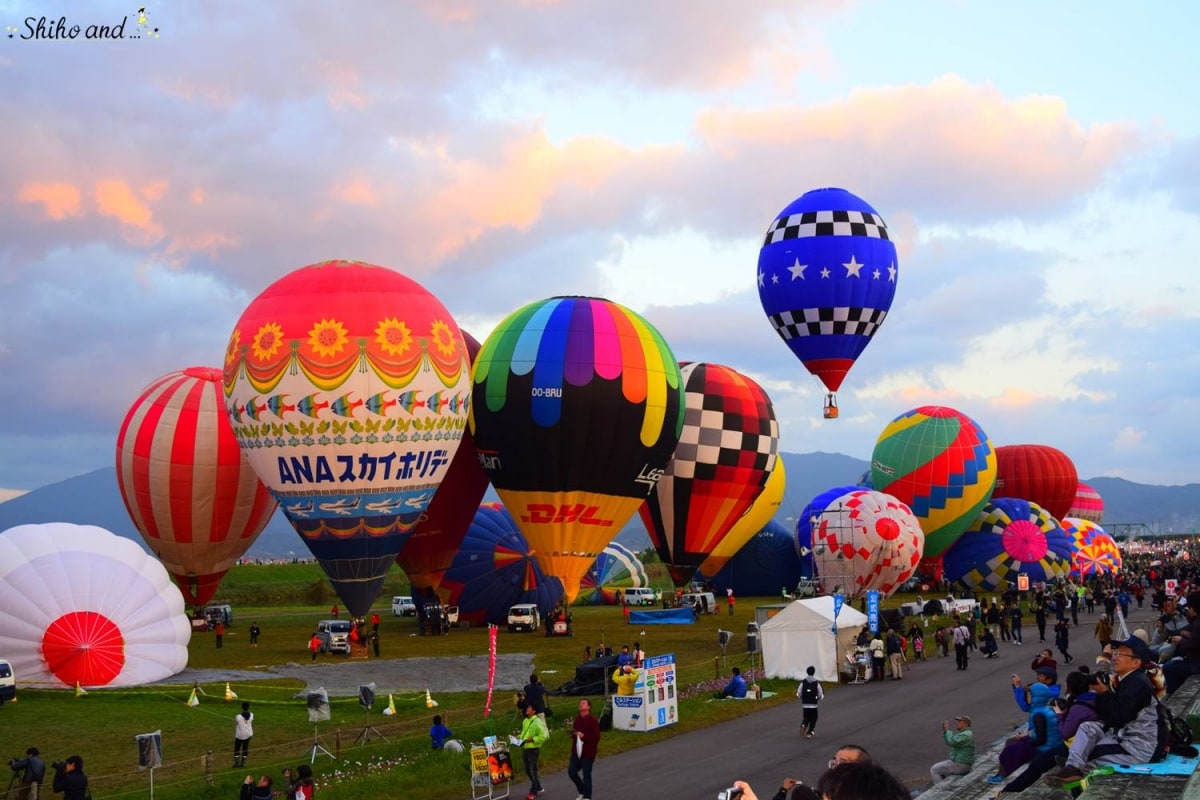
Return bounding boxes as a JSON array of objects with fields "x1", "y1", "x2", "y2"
[
  {"x1": 698, "y1": 460, "x2": 786, "y2": 579},
  {"x1": 115, "y1": 367, "x2": 277, "y2": 609},
  {"x1": 757, "y1": 187, "x2": 898, "y2": 418},
  {"x1": 710, "y1": 520, "x2": 803, "y2": 597},
  {"x1": 394, "y1": 332, "x2": 490, "y2": 600},
  {"x1": 794, "y1": 484, "x2": 862, "y2": 577},
  {"x1": 1067, "y1": 482, "x2": 1105, "y2": 524},
  {"x1": 578, "y1": 542, "x2": 650, "y2": 605},
  {"x1": 0, "y1": 523, "x2": 190, "y2": 688},
  {"x1": 871, "y1": 406, "x2": 997, "y2": 559},
  {"x1": 469, "y1": 296, "x2": 684, "y2": 604},
  {"x1": 640, "y1": 363, "x2": 779, "y2": 586},
  {"x1": 438, "y1": 505, "x2": 564, "y2": 626},
  {"x1": 993, "y1": 444, "x2": 1078, "y2": 521},
  {"x1": 941, "y1": 498, "x2": 1073, "y2": 592},
  {"x1": 223, "y1": 260, "x2": 470, "y2": 617},
  {"x1": 808, "y1": 490, "x2": 924, "y2": 599},
  {"x1": 1061, "y1": 517, "x2": 1122, "y2": 576}
]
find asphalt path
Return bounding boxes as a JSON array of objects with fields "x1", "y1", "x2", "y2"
[{"x1": 526, "y1": 603, "x2": 1157, "y2": 798}]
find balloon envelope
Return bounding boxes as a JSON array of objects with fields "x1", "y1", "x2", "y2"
[
  {"x1": 710, "y1": 520, "x2": 803, "y2": 597},
  {"x1": 1061, "y1": 517, "x2": 1122, "y2": 576},
  {"x1": 0, "y1": 523, "x2": 190, "y2": 688},
  {"x1": 223, "y1": 260, "x2": 470, "y2": 616},
  {"x1": 757, "y1": 187, "x2": 898, "y2": 394},
  {"x1": 993, "y1": 444, "x2": 1078, "y2": 521},
  {"x1": 438, "y1": 505, "x2": 564, "y2": 626},
  {"x1": 699, "y1": 459, "x2": 786, "y2": 579},
  {"x1": 640, "y1": 363, "x2": 779, "y2": 586},
  {"x1": 808, "y1": 489, "x2": 924, "y2": 599},
  {"x1": 577, "y1": 542, "x2": 650, "y2": 605},
  {"x1": 795, "y1": 484, "x2": 862, "y2": 577},
  {"x1": 469, "y1": 296, "x2": 684, "y2": 603},
  {"x1": 116, "y1": 366, "x2": 277, "y2": 607},
  {"x1": 1067, "y1": 482, "x2": 1105, "y2": 524},
  {"x1": 942, "y1": 498, "x2": 1073, "y2": 592},
  {"x1": 871, "y1": 405, "x2": 997, "y2": 558}
]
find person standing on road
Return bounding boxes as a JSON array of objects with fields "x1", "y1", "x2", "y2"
[
  {"x1": 1054, "y1": 617, "x2": 1074, "y2": 664},
  {"x1": 885, "y1": 629, "x2": 904, "y2": 679},
  {"x1": 518, "y1": 702, "x2": 548, "y2": 800},
  {"x1": 233, "y1": 701, "x2": 254, "y2": 767},
  {"x1": 930, "y1": 715, "x2": 975, "y2": 784},
  {"x1": 568, "y1": 698, "x2": 602, "y2": 800},
  {"x1": 952, "y1": 618, "x2": 970, "y2": 671},
  {"x1": 248, "y1": 622, "x2": 261, "y2": 647},
  {"x1": 1009, "y1": 601, "x2": 1024, "y2": 645},
  {"x1": 798, "y1": 666, "x2": 824, "y2": 738}
]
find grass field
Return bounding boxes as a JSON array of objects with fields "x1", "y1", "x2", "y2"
[{"x1": 1, "y1": 562, "x2": 943, "y2": 800}]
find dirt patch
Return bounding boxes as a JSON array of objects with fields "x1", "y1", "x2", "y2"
[{"x1": 155, "y1": 653, "x2": 535, "y2": 697}]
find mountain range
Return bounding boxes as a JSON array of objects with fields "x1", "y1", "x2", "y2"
[{"x1": 1, "y1": 453, "x2": 1197, "y2": 559}]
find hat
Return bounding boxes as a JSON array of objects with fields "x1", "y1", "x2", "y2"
[
  {"x1": 1112, "y1": 635, "x2": 1152, "y2": 662},
  {"x1": 954, "y1": 715, "x2": 971, "y2": 725},
  {"x1": 1035, "y1": 666, "x2": 1058, "y2": 680}
]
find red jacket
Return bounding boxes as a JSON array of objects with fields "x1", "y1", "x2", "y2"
[{"x1": 572, "y1": 713, "x2": 602, "y2": 760}]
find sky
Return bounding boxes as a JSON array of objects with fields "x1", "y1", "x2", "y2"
[{"x1": 1, "y1": 0, "x2": 1199, "y2": 498}]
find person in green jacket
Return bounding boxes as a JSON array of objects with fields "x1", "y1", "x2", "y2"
[
  {"x1": 930, "y1": 715, "x2": 975, "y2": 784},
  {"x1": 518, "y1": 703, "x2": 549, "y2": 800}
]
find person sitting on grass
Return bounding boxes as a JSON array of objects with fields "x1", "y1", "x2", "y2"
[{"x1": 717, "y1": 666, "x2": 748, "y2": 699}]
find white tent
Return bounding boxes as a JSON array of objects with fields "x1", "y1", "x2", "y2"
[{"x1": 760, "y1": 596, "x2": 868, "y2": 683}]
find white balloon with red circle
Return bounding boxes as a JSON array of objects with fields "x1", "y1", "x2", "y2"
[
  {"x1": 810, "y1": 489, "x2": 925, "y2": 599},
  {"x1": 0, "y1": 522, "x2": 191, "y2": 688}
]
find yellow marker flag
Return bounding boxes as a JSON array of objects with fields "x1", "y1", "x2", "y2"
[
  {"x1": 186, "y1": 688, "x2": 200, "y2": 707},
  {"x1": 74, "y1": 682, "x2": 87, "y2": 697},
  {"x1": 382, "y1": 694, "x2": 396, "y2": 716},
  {"x1": 425, "y1": 688, "x2": 438, "y2": 708},
  {"x1": 225, "y1": 682, "x2": 238, "y2": 701}
]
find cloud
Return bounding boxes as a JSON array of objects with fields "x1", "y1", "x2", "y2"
[{"x1": 17, "y1": 182, "x2": 84, "y2": 220}]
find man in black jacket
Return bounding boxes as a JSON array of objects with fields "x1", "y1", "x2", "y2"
[
  {"x1": 522, "y1": 673, "x2": 547, "y2": 723},
  {"x1": 50, "y1": 756, "x2": 86, "y2": 800}
]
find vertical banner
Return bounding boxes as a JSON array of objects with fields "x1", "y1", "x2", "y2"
[
  {"x1": 484, "y1": 624, "x2": 497, "y2": 718},
  {"x1": 867, "y1": 590, "x2": 880, "y2": 633},
  {"x1": 832, "y1": 593, "x2": 844, "y2": 634}
]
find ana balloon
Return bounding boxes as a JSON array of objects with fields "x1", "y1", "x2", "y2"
[
  {"x1": 0, "y1": 523, "x2": 190, "y2": 688},
  {"x1": 1067, "y1": 482, "x2": 1105, "y2": 524},
  {"x1": 698, "y1": 459, "x2": 786, "y2": 580},
  {"x1": 993, "y1": 444, "x2": 1078, "y2": 521},
  {"x1": 223, "y1": 260, "x2": 470, "y2": 617},
  {"x1": 808, "y1": 489, "x2": 924, "y2": 599},
  {"x1": 394, "y1": 332, "x2": 490, "y2": 599},
  {"x1": 941, "y1": 498, "x2": 1073, "y2": 592},
  {"x1": 470, "y1": 296, "x2": 684, "y2": 604},
  {"x1": 639, "y1": 363, "x2": 779, "y2": 586},
  {"x1": 578, "y1": 542, "x2": 650, "y2": 606},
  {"x1": 871, "y1": 406, "x2": 997, "y2": 559},
  {"x1": 116, "y1": 367, "x2": 277, "y2": 608},
  {"x1": 438, "y1": 505, "x2": 564, "y2": 626},
  {"x1": 757, "y1": 187, "x2": 898, "y2": 415},
  {"x1": 710, "y1": 520, "x2": 803, "y2": 597}
]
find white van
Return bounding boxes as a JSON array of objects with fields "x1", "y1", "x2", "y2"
[
  {"x1": 0, "y1": 659, "x2": 14, "y2": 705},
  {"x1": 507, "y1": 604, "x2": 541, "y2": 633},
  {"x1": 622, "y1": 587, "x2": 658, "y2": 606},
  {"x1": 681, "y1": 591, "x2": 718, "y2": 614},
  {"x1": 316, "y1": 620, "x2": 353, "y2": 654},
  {"x1": 391, "y1": 596, "x2": 417, "y2": 616}
]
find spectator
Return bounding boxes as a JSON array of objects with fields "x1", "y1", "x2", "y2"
[
  {"x1": 1043, "y1": 636, "x2": 1158, "y2": 785},
  {"x1": 930, "y1": 715, "x2": 975, "y2": 784},
  {"x1": 522, "y1": 674, "x2": 547, "y2": 722},
  {"x1": 718, "y1": 666, "x2": 748, "y2": 699},
  {"x1": 430, "y1": 714, "x2": 453, "y2": 749},
  {"x1": 50, "y1": 757, "x2": 87, "y2": 800},
  {"x1": 10, "y1": 747, "x2": 45, "y2": 800},
  {"x1": 1164, "y1": 591, "x2": 1200, "y2": 694},
  {"x1": 798, "y1": 666, "x2": 824, "y2": 738}
]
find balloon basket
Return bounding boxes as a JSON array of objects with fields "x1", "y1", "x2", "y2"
[{"x1": 823, "y1": 394, "x2": 839, "y2": 419}]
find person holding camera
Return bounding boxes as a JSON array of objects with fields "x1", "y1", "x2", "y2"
[
  {"x1": 282, "y1": 764, "x2": 314, "y2": 800},
  {"x1": 9, "y1": 748, "x2": 45, "y2": 800},
  {"x1": 930, "y1": 715, "x2": 975, "y2": 783},
  {"x1": 50, "y1": 757, "x2": 86, "y2": 800},
  {"x1": 1043, "y1": 636, "x2": 1158, "y2": 785},
  {"x1": 239, "y1": 773, "x2": 273, "y2": 800}
]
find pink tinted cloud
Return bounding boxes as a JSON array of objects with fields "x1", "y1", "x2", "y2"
[
  {"x1": 94, "y1": 179, "x2": 165, "y2": 243},
  {"x1": 17, "y1": 182, "x2": 84, "y2": 220}
]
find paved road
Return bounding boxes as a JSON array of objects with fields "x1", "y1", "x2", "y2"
[{"x1": 526, "y1": 603, "x2": 1156, "y2": 798}]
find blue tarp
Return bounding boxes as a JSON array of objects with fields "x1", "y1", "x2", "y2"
[{"x1": 629, "y1": 608, "x2": 695, "y2": 625}]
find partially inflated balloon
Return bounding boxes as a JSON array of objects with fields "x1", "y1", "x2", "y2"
[
  {"x1": 577, "y1": 542, "x2": 649, "y2": 605},
  {"x1": 993, "y1": 444, "x2": 1078, "y2": 521},
  {"x1": 640, "y1": 363, "x2": 779, "y2": 586},
  {"x1": 224, "y1": 260, "x2": 470, "y2": 616},
  {"x1": 698, "y1": 460, "x2": 786, "y2": 579},
  {"x1": 1067, "y1": 482, "x2": 1105, "y2": 524},
  {"x1": 0, "y1": 523, "x2": 190, "y2": 688},
  {"x1": 1061, "y1": 517, "x2": 1122, "y2": 576},
  {"x1": 942, "y1": 498, "x2": 1072, "y2": 592},
  {"x1": 395, "y1": 332, "x2": 489, "y2": 600},
  {"x1": 757, "y1": 188, "x2": 898, "y2": 408},
  {"x1": 808, "y1": 490, "x2": 924, "y2": 599},
  {"x1": 470, "y1": 297, "x2": 684, "y2": 603},
  {"x1": 871, "y1": 406, "x2": 997, "y2": 558},
  {"x1": 116, "y1": 367, "x2": 277, "y2": 608}
]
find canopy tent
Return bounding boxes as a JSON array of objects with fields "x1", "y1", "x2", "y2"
[{"x1": 760, "y1": 596, "x2": 868, "y2": 683}]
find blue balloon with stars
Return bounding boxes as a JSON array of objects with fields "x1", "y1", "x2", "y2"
[{"x1": 757, "y1": 187, "x2": 898, "y2": 406}]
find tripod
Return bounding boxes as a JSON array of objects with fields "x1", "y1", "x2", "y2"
[
  {"x1": 353, "y1": 704, "x2": 387, "y2": 745},
  {"x1": 307, "y1": 723, "x2": 335, "y2": 763},
  {"x1": 4, "y1": 771, "x2": 20, "y2": 800}
]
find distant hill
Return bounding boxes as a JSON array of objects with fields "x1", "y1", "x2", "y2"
[{"x1": 1, "y1": 456, "x2": 1197, "y2": 560}]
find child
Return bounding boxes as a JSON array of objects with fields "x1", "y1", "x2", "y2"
[
  {"x1": 913, "y1": 632, "x2": 925, "y2": 662},
  {"x1": 430, "y1": 714, "x2": 454, "y2": 750}
]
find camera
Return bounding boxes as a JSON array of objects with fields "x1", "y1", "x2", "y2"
[
  {"x1": 51, "y1": 761, "x2": 66, "y2": 771},
  {"x1": 1089, "y1": 672, "x2": 1112, "y2": 688},
  {"x1": 8, "y1": 759, "x2": 20, "y2": 772},
  {"x1": 718, "y1": 788, "x2": 744, "y2": 800}
]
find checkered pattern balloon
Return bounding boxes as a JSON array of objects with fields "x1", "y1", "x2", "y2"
[
  {"x1": 1061, "y1": 517, "x2": 1122, "y2": 576},
  {"x1": 942, "y1": 497, "x2": 1073, "y2": 592},
  {"x1": 810, "y1": 489, "x2": 924, "y2": 599}
]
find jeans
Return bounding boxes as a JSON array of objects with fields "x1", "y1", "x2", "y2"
[
  {"x1": 568, "y1": 753, "x2": 594, "y2": 799},
  {"x1": 522, "y1": 747, "x2": 542, "y2": 794}
]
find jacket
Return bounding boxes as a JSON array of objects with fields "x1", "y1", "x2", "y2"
[
  {"x1": 52, "y1": 769, "x2": 88, "y2": 800},
  {"x1": 571, "y1": 713, "x2": 601, "y2": 760},
  {"x1": 1058, "y1": 690, "x2": 1100, "y2": 741},
  {"x1": 1025, "y1": 683, "x2": 1064, "y2": 754},
  {"x1": 520, "y1": 712, "x2": 549, "y2": 750},
  {"x1": 943, "y1": 728, "x2": 975, "y2": 765},
  {"x1": 12, "y1": 756, "x2": 45, "y2": 785},
  {"x1": 1097, "y1": 667, "x2": 1157, "y2": 762}
]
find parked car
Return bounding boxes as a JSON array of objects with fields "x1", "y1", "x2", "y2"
[
  {"x1": 622, "y1": 587, "x2": 658, "y2": 606},
  {"x1": 0, "y1": 658, "x2": 14, "y2": 705},
  {"x1": 204, "y1": 604, "x2": 233, "y2": 628},
  {"x1": 391, "y1": 596, "x2": 417, "y2": 616},
  {"x1": 316, "y1": 619, "x2": 353, "y2": 654},
  {"x1": 794, "y1": 578, "x2": 822, "y2": 598},
  {"x1": 681, "y1": 591, "x2": 718, "y2": 614},
  {"x1": 507, "y1": 603, "x2": 541, "y2": 633}
]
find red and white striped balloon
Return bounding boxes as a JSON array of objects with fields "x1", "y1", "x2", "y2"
[{"x1": 116, "y1": 367, "x2": 276, "y2": 607}]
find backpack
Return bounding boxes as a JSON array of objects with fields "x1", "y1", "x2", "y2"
[
  {"x1": 800, "y1": 681, "x2": 820, "y2": 704},
  {"x1": 1152, "y1": 699, "x2": 1196, "y2": 762}
]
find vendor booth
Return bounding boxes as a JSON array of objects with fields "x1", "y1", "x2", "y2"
[
  {"x1": 610, "y1": 654, "x2": 678, "y2": 733},
  {"x1": 760, "y1": 597, "x2": 867, "y2": 683}
]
